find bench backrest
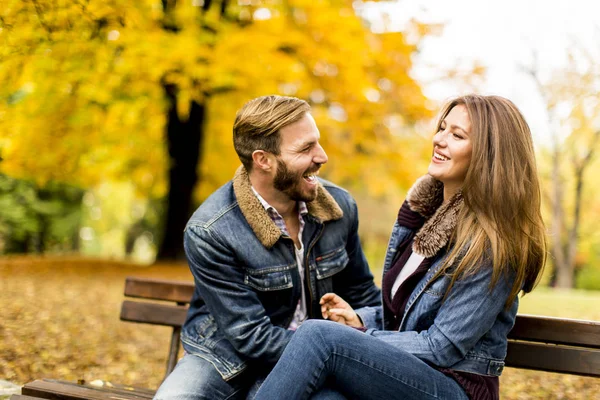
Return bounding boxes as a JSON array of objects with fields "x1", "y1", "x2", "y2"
[
  {"x1": 120, "y1": 277, "x2": 600, "y2": 379},
  {"x1": 120, "y1": 277, "x2": 193, "y2": 380},
  {"x1": 506, "y1": 314, "x2": 600, "y2": 377}
]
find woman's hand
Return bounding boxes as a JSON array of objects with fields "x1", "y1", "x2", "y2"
[{"x1": 319, "y1": 293, "x2": 363, "y2": 328}]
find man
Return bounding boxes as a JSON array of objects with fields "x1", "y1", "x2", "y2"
[{"x1": 155, "y1": 95, "x2": 380, "y2": 399}]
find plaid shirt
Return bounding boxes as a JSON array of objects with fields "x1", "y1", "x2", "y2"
[
  {"x1": 251, "y1": 187, "x2": 308, "y2": 329},
  {"x1": 251, "y1": 188, "x2": 308, "y2": 237}
]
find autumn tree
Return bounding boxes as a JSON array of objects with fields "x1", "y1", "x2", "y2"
[
  {"x1": 0, "y1": 0, "x2": 434, "y2": 260},
  {"x1": 524, "y1": 52, "x2": 600, "y2": 288}
]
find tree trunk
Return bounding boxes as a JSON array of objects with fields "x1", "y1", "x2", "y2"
[
  {"x1": 156, "y1": 84, "x2": 205, "y2": 261},
  {"x1": 5, "y1": 233, "x2": 29, "y2": 253},
  {"x1": 554, "y1": 257, "x2": 574, "y2": 288},
  {"x1": 550, "y1": 145, "x2": 570, "y2": 287},
  {"x1": 552, "y1": 137, "x2": 600, "y2": 287}
]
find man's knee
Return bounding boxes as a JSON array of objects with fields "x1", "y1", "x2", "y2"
[{"x1": 154, "y1": 354, "x2": 243, "y2": 400}]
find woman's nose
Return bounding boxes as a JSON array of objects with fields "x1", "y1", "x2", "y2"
[{"x1": 433, "y1": 130, "x2": 447, "y2": 146}]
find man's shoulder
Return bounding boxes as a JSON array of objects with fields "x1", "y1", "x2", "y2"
[
  {"x1": 186, "y1": 181, "x2": 239, "y2": 229},
  {"x1": 318, "y1": 177, "x2": 355, "y2": 207},
  {"x1": 318, "y1": 177, "x2": 351, "y2": 196}
]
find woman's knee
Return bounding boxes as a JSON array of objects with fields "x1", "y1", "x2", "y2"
[
  {"x1": 295, "y1": 320, "x2": 339, "y2": 342},
  {"x1": 294, "y1": 320, "x2": 357, "y2": 354}
]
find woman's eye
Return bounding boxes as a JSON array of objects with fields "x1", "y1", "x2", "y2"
[{"x1": 453, "y1": 133, "x2": 463, "y2": 139}]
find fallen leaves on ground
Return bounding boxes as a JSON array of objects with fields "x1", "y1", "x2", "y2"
[{"x1": 0, "y1": 256, "x2": 191, "y2": 389}]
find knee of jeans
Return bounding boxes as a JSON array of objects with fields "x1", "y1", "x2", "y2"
[
  {"x1": 297, "y1": 319, "x2": 325, "y2": 333},
  {"x1": 296, "y1": 319, "x2": 334, "y2": 341},
  {"x1": 154, "y1": 356, "x2": 234, "y2": 400}
]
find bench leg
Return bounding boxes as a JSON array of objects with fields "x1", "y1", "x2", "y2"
[{"x1": 165, "y1": 327, "x2": 182, "y2": 381}]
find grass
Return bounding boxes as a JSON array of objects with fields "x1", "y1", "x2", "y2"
[{"x1": 1, "y1": 257, "x2": 599, "y2": 399}]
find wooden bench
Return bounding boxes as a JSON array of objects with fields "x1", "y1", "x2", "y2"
[
  {"x1": 14, "y1": 277, "x2": 600, "y2": 400},
  {"x1": 18, "y1": 277, "x2": 194, "y2": 400},
  {"x1": 119, "y1": 276, "x2": 194, "y2": 380},
  {"x1": 506, "y1": 314, "x2": 600, "y2": 376}
]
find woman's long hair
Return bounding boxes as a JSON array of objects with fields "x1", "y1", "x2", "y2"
[{"x1": 437, "y1": 95, "x2": 547, "y2": 306}]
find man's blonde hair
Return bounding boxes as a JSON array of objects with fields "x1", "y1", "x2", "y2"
[{"x1": 233, "y1": 95, "x2": 310, "y2": 171}]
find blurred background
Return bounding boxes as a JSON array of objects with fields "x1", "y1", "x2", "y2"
[{"x1": 1, "y1": 0, "x2": 600, "y2": 398}]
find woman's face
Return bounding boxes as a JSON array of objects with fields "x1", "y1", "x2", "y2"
[{"x1": 428, "y1": 105, "x2": 473, "y2": 193}]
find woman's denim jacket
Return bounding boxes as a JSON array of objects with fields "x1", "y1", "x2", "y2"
[
  {"x1": 181, "y1": 167, "x2": 381, "y2": 381},
  {"x1": 357, "y1": 218, "x2": 517, "y2": 377}
]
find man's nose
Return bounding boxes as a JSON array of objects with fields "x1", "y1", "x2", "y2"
[{"x1": 314, "y1": 144, "x2": 328, "y2": 164}]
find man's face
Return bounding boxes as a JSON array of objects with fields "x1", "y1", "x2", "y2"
[{"x1": 272, "y1": 113, "x2": 328, "y2": 202}]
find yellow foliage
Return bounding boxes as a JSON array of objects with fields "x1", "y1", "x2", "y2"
[{"x1": 0, "y1": 0, "x2": 435, "y2": 231}]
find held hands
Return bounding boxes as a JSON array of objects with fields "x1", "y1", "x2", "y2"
[{"x1": 319, "y1": 293, "x2": 363, "y2": 328}]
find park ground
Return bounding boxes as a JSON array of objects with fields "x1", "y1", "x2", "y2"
[{"x1": 1, "y1": 257, "x2": 599, "y2": 399}]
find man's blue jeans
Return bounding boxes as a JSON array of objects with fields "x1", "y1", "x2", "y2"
[
  {"x1": 254, "y1": 320, "x2": 469, "y2": 400},
  {"x1": 154, "y1": 351, "x2": 347, "y2": 400}
]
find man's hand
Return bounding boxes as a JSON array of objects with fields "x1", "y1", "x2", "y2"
[{"x1": 320, "y1": 293, "x2": 363, "y2": 328}]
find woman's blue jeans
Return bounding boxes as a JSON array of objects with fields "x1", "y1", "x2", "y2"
[{"x1": 254, "y1": 320, "x2": 469, "y2": 400}]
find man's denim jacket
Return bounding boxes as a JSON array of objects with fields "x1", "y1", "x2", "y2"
[
  {"x1": 181, "y1": 166, "x2": 381, "y2": 380},
  {"x1": 357, "y1": 219, "x2": 517, "y2": 377}
]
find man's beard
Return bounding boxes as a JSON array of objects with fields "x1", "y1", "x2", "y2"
[{"x1": 273, "y1": 158, "x2": 319, "y2": 202}]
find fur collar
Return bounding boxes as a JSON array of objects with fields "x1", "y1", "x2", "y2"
[
  {"x1": 232, "y1": 165, "x2": 344, "y2": 249},
  {"x1": 407, "y1": 175, "x2": 464, "y2": 258}
]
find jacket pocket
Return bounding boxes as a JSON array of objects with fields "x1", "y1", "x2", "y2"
[
  {"x1": 244, "y1": 266, "x2": 294, "y2": 291},
  {"x1": 314, "y1": 246, "x2": 349, "y2": 280}
]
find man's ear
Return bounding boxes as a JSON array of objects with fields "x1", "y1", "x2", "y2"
[{"x1": 252, "y1": 150, "x2": 274, "y2": 172}]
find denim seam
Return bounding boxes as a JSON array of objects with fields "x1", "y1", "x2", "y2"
[
  {"x1": 244, "y1": 279, "x2": 294, "y2": 292},
  {"x1": 181, "y1": 337, "x2": 248, "y2": 380},
  {"x1": 311, "y1": 325, "x2": 335, "y2": 400},
  {"x1": 315, "y1": 245, "x2": 346, "y2": 261},
  {"x1": 199, "y1": 202, "x2": 239, "y2": 228},
  {"x1": 306, "y1": 353, "x2": 332, "y2": 400},
  {"x1": 224, "y1": 387, "x2": 244, "y2": 400},
  {"x1": 244, "y1": 264, "x2": 296, "y2": 274},
  {"x1": 315, "y1": 262, "x2": 347, "y2": 280}
]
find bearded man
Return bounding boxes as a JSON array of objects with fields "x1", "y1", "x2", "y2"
[{"x1": 154, "y1": 95, "x2": 381, "y2": 400}]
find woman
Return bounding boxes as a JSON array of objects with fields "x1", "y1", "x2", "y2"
[{"x1": 254, "y1": 95, "x2": 547, "y2": 400}]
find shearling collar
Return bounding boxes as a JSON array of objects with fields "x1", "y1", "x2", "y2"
[
  {"x1": 232, "y1": 165, "x2": 344, "y2": 249},
  {"x1": 406, "y1": 175, "x2": 464, "y2": 258}
]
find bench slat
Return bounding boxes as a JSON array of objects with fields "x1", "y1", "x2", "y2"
[
  {"x1": 509, "y1": 314, "x2": 600, "y2": 348},
  {"x1": 21, "y1": 379, "x2": 154, "y2": 400},
  {"x1": 505, "y1": 341, "x2": 600, "y2": 377},
  {"x1": 10, "y1": 395, "x2": 47, "y2": 400},
  {"x1": 124, "y1": 277, "x2": 194, "y2": 304},
  {"x1": 120, "y1": 300, "x2": 187, "y2": 327}
]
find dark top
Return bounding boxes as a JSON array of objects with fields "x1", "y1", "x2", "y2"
[{"x1": 380, "y1": 201, "x2": 499, "y2": 400}]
